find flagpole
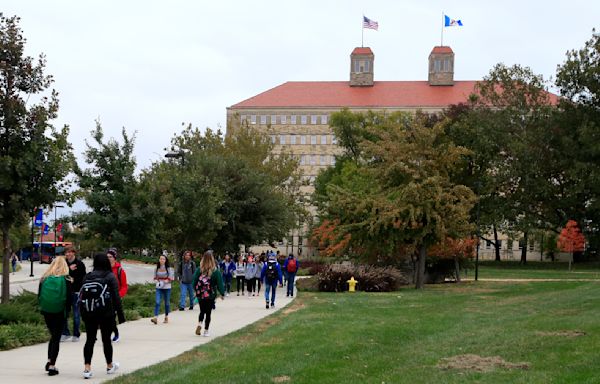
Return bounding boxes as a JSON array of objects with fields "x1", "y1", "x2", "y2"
[
  {"x1": 441, "y1": 12, "x2": 444, "y2": 46},
  {"x1": 361, "y1": 15, "x2": 364, "y2": 47}
]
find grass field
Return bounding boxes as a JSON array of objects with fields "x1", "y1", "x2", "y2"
[
  {"x1": 111, "y1": 278, "x2": 600, "y2": 383},
  {"x1": 475, "y1": 261, "x2": 600, "y2": 280}
]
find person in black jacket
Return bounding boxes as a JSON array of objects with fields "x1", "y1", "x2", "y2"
[
  {"x1": 61, "y1": 246, "x2": 86, "y2": 342},
  {"x1": 80, "y1": 253, "x2": 126, "y2": 379},
  {"x1": 38, "y1": 256, "x2": 73, "y2": 376}
]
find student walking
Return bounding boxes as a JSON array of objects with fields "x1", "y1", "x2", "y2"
[
  {"x1": 179, "y1": 251, "x2": 196, "y2": 310},
  {"x1": 235, "y1": 255, "x2": 246, "y2": 296},
  {"x1": 261, "y1": 252, "x2": 283, "y2": 309},
  {"x1": 151, "y1": 255, "x2": 174, "y2": 324},
  {"x1": 107, "y1": 248, "x2": 127, "y2": 342},
  {"x1": 79, "y1": 253, "x2": 125, "y2": 379},
  {"x1": 245, "y1": 255, "x2": 258, "y2": 296},
  {"x1": 38, "y1": 256, "x2": 73, "y2": 376},
  {"x1": 284, "y1": 254, "x2": 299, "y2": 297},
  {"x1": 61, "y1": 246, "x2": 86, "y2": 342},
  {"x1": 219, "y1": 252, "x2": 235, "y2": 296},
  {"x1": 10, "y1": 251, "x2": 19, "y2": 274},
  {"x1": 254, "y1": 254, "x2": 265, "y2": 295},
  {"x1": 192, "y1": 250, "x2": 225, "y2": 337}
]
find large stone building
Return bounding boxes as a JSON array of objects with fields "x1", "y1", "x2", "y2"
[{"x1": 226, "y1": 46, "x2": 558, "y2": 260}]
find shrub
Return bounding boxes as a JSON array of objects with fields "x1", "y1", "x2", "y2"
[
  {"x1": 296, "y1": 276, "x2": 319, "y2": 292},
  {"x1": 317, "y1": 264, "x2": 408, "y2": 292},
  {"x1": 0, "y1": 291, "x2": 43, "y2": 325},
  {"x1": 298, "y1": 259, "x2": 328, "y2": 275},
  {"x1": 0, "y1": 323, "x2": 48, "y2": 350}
]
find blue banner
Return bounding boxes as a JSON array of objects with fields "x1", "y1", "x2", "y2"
[
  {"x1": 43, "y1": 223, "x2": 49, "y2": 235},
  {"x1": 35, "y1": 209, "x2": 43, "y2": 227}
]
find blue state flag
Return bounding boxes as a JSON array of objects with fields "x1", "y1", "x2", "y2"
[
  {"x1": 444, "y1": 15, "x2": 463, "y2": 27},
  {"x1": 43, "y1": 223, "x2": 50, "y2": 235},
  {"x1": 35, "y1": 208, "x2": 43, "y2": 227}
]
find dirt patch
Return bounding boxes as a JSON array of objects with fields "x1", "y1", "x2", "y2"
[
  {"x1": 438, "y1": 354, "x2": 530, "y2": 372},
  {"x1": 272, "y1": 376, "x2": 290, "y2": 383},
  {"x1": 175, "y1": 349, "x2": 208, "y2": 363},
  {"x1": 536, "y1": 330, "x2": 586, "y2": 337},
  {"x1": 282, "y1": 302, "x2": 305, "y2": 315}
]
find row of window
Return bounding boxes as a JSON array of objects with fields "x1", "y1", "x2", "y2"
[
  {"x1": 241, "y1": 114, "x2": 329, "y2": 125},
  {"x1": 295, "y1": 154, "x2": 336, "y2": 166},
  {"x1": 271, "y1": 134, "x2": 337, "y2": 146},
  {"x1": 485, "y1": 240, "x2": 535, "y2": 251}
]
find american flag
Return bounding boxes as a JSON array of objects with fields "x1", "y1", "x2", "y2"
[{"x1": 363, "y1": 16, "x2": 378, "y2": 31}]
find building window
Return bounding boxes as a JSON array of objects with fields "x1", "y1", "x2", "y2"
[
  {"x1": 291, "y1": 115, "x2": 297, "y2": 124},
  {"x1": 321, "y1": 115, "x2": 328, "y2": 124},
  {"x1": 240, "y1": 115, "x2": 247, "y2": 123},
  {"x1": 281, "y1": 115, "x2": 287, "y2": 124},
  {"x1": 271, "y1": 115, "x2": 277, "y2": 125},
  {"x1": 300, "y1": 135, "x2": 306, "y2": 145},
  {"x1": 321, "y1": 135, "x2": 327, "y2": 145},
  {"x1": 331, "y1": 156, "x2": 336, "y2": 166},
  {"x1": 365, "y1": 60, "x2": 370, "y2": 72},
  {"x1": 529, "y1": 242, "x2": 534, "y2": 251},
  {"x1": 331, "y1": 135, "x2": 338, "y2": 145},
  {"x1": 320, "y1": 155, "x2": 327, "y2": 165},
  {"x1": 486, "y1": 240, "x2": 492, "y2": 249},
  {"x1": 311, "y1": 135, "x2": 317, "y2": 145},
  {"x1": 311, "y1": 115, "x2": 318, "y2": 124},
  {"x1": 310, "y1": 155, "x2": 316, "y2": 165},
  {"x1": 270, "y1": 135, "x2": 276, "y2": 144},
  {"x1": 250, "y1": 115, "x2": 257, "y2": 124},
  {"x1": 300, "y1": 115, "x2": 307, "y2": 124},
  {"x1": 260, "y1": 115, "x2": 267, "y2": 125},
  {"x1": 300, "y1": 155, "x2": 306, "y2": 165},
  {"x1": 280, "y1": 135, "x2": 286, "y2": 145},
  {"x1": 290, "y1": 134, "x2": 296, "y2": 145}
]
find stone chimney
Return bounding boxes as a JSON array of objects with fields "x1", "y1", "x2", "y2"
[
  {"x1": 428, "y1": 46, "x2": 454, "y2": 86},
  {"x1": 350, "y1": 47, "x2": 374, "y2": 87}
]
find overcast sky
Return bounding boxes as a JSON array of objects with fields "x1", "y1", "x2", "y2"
[{"x1": 3, "y1": 1, "x2": 598, "y2": 192}]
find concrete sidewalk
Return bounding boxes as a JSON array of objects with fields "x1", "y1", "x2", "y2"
[{"x1": 0, "y1": 288, "x2": 295, "y2": 383}]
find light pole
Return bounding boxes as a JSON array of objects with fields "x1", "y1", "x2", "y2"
[{"x1": 54, "y1": 204, "x2": 65, "y2": 259}]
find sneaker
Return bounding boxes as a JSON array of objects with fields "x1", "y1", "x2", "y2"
[
  {"x1": 60, "y1": 335, "x2": 70, "y2": 342},
  {"x1": 150, "y1": 317, "x2": 157, "y2": 324},
  {"x1": 286, "y1": 294, "x2": 289, "y2": 297},
  {"x1": 271, "y1": 302, "x2": 275, "y2": 308},
  {"x1": 72, "y1": 336, "x2": 80, "y2": 342},
  {"x1": 112, "y1": 335, "x2": 120, "y2": 343},
  {"x1": 47, "y1": 367, "x2": 59, "y2": 376},
  {"x1": 45, "y1": 362, "x2": 50, "y2": 371},
  {"x1": 195, "y1": 325, "x2": 202, "y2": 335},
  {"x1": 266, "y1": 302, "x2": 270, "y2": 309},
  {"x1": 163, "y1": 317, "x2": 169, "y2": 324},
  {"x1": 237, "y1": 293, "x2": 240, "y2": 296},
  {"x1": 179, "y1": 307, "x2": 185, "y2": 311},
  {"x1": 107, "y1": 362, "x2": 120, "y2": 374},
  {"x1": 203, "y1": 330, "x2": 210, "y2": 337},
  {"x1": 83, "y1": 370, "x2": 93, "y2": 379},
  {"x1": 189, "y1": 306, "x2": 194, "y2": 310},
  {"x1": 225, "y1": 293, "x2": 230, "y2": 297}
]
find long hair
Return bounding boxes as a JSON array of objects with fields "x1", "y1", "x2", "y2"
[
  {"x1": 200, "y1": 250, "x2": 216, "y2": 275},
  {"x1": 156, "y1": 255, "x2": 171, "y2": 271},
  {"x1": 93, "y1": 253, "x2": 112, "y2": 272},
  {"x1": 42, "y1": 256, "x2": 72, "y2": 281}
]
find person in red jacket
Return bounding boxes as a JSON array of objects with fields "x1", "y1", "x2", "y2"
[{"x1": 107, "y1": 248, "x2": 127, "y2": 342}]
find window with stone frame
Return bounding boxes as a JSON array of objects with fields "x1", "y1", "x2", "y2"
[
  {"x1": 291, "y1": 115, "x2": 297, "y2": 124},
  {"x1": 281, "y1": 115, "x2": 287, "y2": 124},
  {"x1": 260, "y1": 115, "x2": 267, "y2": 125},
  {"x1": 300, "y1": 135, "x2": 307, "y2": 145},
  {"x1": 301, "y1": 115, "x2": 308, "y2": 124},
  {"x1": 321, "y1": 115, "x2": 328, "y2": 124},
  {"x1": 279, "y1": 134, "x2": 286, "y2": 145},
  {"x1": 290, "y1": 134, "x2": 296, "y2": 145},
  {"x1": 311, "y1": 135, "x2": 317, "y2": 145},
  {"x1": 250, "y1": 115, "x2": 257, "y2": 124},
  {"x1": 331, "y1": 135, "x2": 337, "y2": 145},
  {"x1": 320, "y1": 155, "x2": 327, "y2": 165},
  {"x1": 311, "y1": 115, "x2": 318, "y2": 124},
  {"x1": 310, "y1": 155, "x2": 316, "y2": 165},
  {"x1": 321, "y1": 135, "x2": 327, "y2": 145},
  {"x1": 271, "y1": 115, "x2": 277, "y2": 125}
]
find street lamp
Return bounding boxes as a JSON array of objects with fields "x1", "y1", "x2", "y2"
[
  {"x1": 54, "y1": 204, "x2": 65, "y2": 259},
  {"x1": 164, "y1": 150, "x2": 185, "y2": 165}
]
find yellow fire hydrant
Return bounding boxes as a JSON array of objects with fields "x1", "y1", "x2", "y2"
[{"x1": 347, "y1": 276, "x2": 358, "y2": 292}]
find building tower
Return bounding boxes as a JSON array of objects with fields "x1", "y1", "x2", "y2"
[
  {"x1": 349, "y1": 47, "x2": 374, "y2": 87},
  {"x1": 428, "y1": 46, "x2": 454, "y2": 86}
]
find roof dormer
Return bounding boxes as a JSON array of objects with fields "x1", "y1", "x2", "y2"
[
  {"x1": 428, "y1": 46, "x2": 454, "y2": 86},
  {"x1": 350, "y1": 47, "x2": 374, "y2": 87}
]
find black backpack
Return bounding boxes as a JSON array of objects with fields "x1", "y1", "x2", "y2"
[
  {"x1": 79, "y1": 272, "x2": 112, "y2": 316},
  {"x1": 266, "y1": 262, "x2": 278, "y2": 281}
]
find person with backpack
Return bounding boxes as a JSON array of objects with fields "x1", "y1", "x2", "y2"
[
  {"x1": 80, "y1": 253, "x2": 125, "y2": 379},
  {"x1": 192, "y1": 250, "x2": 225, "y2": 337},
  {"x1": 254, "y1": 253, "x2": 265, "y2": 295},
  {"x1": 38, "y1": 256, "x2": 73, "y2": 376},
  {"x1": 61, "y1": 246, "x2": 86, "y2": 342},
  {"x1": 151, "y1": 255, "x2": 174, "y2": 324},
  {"x1": 261, "y1": 252, "x2": 283, "y2": 309},
  {"x1": 234, "y1": 254, "x2": 246, "y2": 296},
  {"x1": 245, "y1": 255, "x2": 258, "y2": 296},
  {"x1": 107, "y1": 248, "x2": 127, "y2": 342},
  {"x1": 10, "y1": 251, "x2": 19, "y2": 274},
  {"x1": 219, "y1": 252, "x2": 235, "y2": 296},
  {"x1": 283, "y1": 254, "x2": 299, "y2": 297},
  {"x1": 179, "y1": 250, "x2": 196, "y2": 310}
]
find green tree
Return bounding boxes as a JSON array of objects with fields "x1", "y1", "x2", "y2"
[{"x1": 0, "y1": 15, "x2": 74, "y2": 303}]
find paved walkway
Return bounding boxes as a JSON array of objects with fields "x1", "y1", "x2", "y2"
[{"x1": 0, "y1": 288, "x2": 295, "y2": 383}]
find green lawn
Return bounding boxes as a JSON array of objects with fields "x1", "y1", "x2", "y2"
[
  {"x1": 110, "y1": 280, "x2": 600, "y2": 384},
  {"x1": 475, "y1": 261, "x2": 600, "y2": 280}
]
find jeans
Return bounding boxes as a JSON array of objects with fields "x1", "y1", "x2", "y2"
[
  {"x1": 287, "y1": 273, "x2": 296, "y2": 296},
  {"x1": 62, "y1": 293, "x2": 81, "y2": 337},
  {"x1": 43, "y1": 312, "x2": 66, "y2": 365},
  {"x1": 83, "y1": 314, "x2": 114, "y2": 365},
  {"x1": 179, "y1": 282, "x2": 194, "y2": 308},
  {"x1": 264, "y1": 281, "x2": 277, "y2": 305},
  {"x1": 155, "y1": 288, "x2": 171, "y2": 316},
  {"x1": 223, "y1": 275, "x2": 232, "y2": 294}
]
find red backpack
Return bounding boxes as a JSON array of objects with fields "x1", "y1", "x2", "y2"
[{"x1": 286, "y1": 259, "x2": 297, "y2": 273}]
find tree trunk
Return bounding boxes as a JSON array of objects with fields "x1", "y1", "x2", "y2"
[
  {"x1": 2, "y1": 226, "x2": 11, "y2": 304},
  {"x1": 454, "y1": 257, "x2": 461, "y2": 283},
  {"x1": 415, "y1": 244, "x2": 427, "y2": 289},
  {"x1": 520, "y1": 231, "x2": 528, "y2": 265},
  {"x1": 493, "y1": 224, "x2": 501, "y2": 262}
]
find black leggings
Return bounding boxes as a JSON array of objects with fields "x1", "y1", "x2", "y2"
[
  {"x1": 43, "y1": 312, "x2": 66, "y2": 365},
  {"x1": 83, "y1": 315, "x2": 115, "y2": 365},
  {"x1": 236, "y1": 276, "x2": 245, "y2": 293},
  {"x1": 246, "y1": 278, "x2": 256, "y2": 294},
  {"x1": 198, "y1": 299, "x2": 215, "y2": 330}
]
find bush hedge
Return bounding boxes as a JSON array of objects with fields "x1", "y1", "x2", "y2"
[{"x1": 317, "y1": 264, "x2": 408, "y2": 292}]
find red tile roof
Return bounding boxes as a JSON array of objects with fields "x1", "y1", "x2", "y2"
[
  {"x1": 351, "y1": 47, "x2": 373, "y2": 55},
  {"x1": 431, "y1": 46, "x2": 454, "y2": 54}
]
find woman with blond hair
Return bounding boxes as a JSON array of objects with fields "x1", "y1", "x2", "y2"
[
  {"x1": 191, "y1": 250, "x2": 225, "y2": 337},
  {"x1": 38, "y1": 256, "x2": 73, "y2": 376}
]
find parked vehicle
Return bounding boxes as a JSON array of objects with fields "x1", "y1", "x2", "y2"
[{"x1": 18, "y1": 242, "x2": 72, "y2": 263}]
